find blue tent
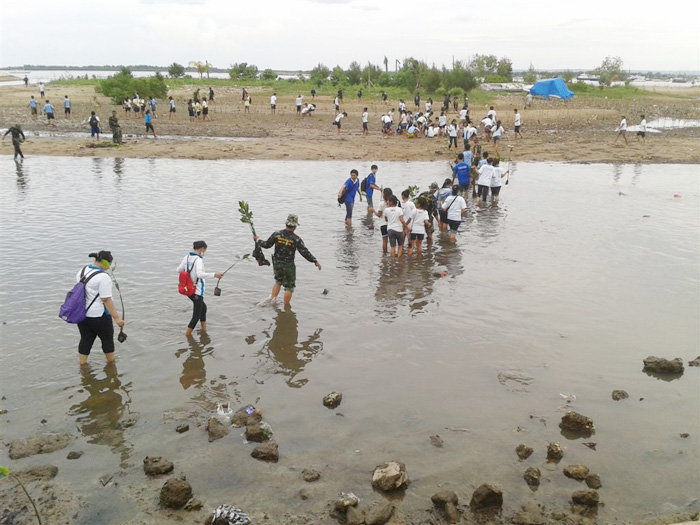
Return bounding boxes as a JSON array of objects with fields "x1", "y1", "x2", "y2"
[{"x1": 529, "y1": 78, "x2": 574, "y2": 99}]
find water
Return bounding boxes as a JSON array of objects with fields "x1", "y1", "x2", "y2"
[{"x1": 1, "y1": 158, "x2": 698, "y2": 523}]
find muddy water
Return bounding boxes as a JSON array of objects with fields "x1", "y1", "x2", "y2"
[{"x1": 0, "y1": 158, "x2": 698, "y2": 523}]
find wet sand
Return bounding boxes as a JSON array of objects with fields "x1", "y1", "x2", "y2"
[{"x1": 1, "y1": 83, "x2": 699, "y2": 164}]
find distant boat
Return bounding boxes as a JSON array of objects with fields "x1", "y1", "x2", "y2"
[
  {"x1": 671, "y1": 78, "x2": 689, "y2": 83},
  {"x1": 576, "y1": 73, "x2": 600, "y2": 82}
]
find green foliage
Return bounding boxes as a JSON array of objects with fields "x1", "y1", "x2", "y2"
[
  {"x1": 561, "y1": 70, "x2": 575, "y2": 82},
  {"x1": 408, "y1": 185, "x2": 420, "y2": 198},
  {"x1": 229, "y1": 62, "x2": 259, "y2": 80},
  {"x1": 167, "y1": 62, "x2": 185, "y2": 78},
  {"x1": 377, "y1": 72, "x2": 393, "y2": 87},
  {"x1": 448, "y1": 87, "x2": 464, "y2": 97},
  {"x1": 310, "y1": 63, "x2": 331, "y2": 86},
  {"x1": 422, "y1": 66, "x2": 442, "y2": 93},
  {"x1": 0, "y1": 466, "x2": 9, "y2": 478},
  {"x1": 345, "y1": 61, "x2": 362, "y2": 85},
  {"x1": 189, "y1": 60, "x2": 211, "y2": 79},
  {"x1": 443, "y1": 61, "x2": 477, "y2": 93},
  {"x1": 260, "y1": 69, "x2": 277, "y2": 81},
  {"x1": 496, "y1": 58, "x2": 513, "y2": 80},
  {"x1": 469, "y1": 54, "x2": 498, "y2": 76},
  {"x1": 99, "y1": 68, "x2": 168, "y2": 104},
  {"x1": 238, "y1": 200, "x2": 256, "y2": 236},
  {"x1": 362, "y1": 62, "x2": 382, "y2": 85},
  {"x1": 329, "y1": 66, "x2": 347, "y2": 86},
  {"x1": 485, "y1": 74, "x2": 510, "y2": 83},
  {"x1": 524, "y1": 64, "x2": 537, "y2": 84},
  {"x1": 595, "y1": 56, "x2": 626, "y2": 87}
]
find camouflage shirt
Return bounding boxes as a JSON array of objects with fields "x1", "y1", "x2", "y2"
[
  {"x1": 108, "y1": 116, "x2": 120, "y2": 130},
  {"x1": 257, "y1": 229, "x2": 317, "y2": 264},
  {"x1": 418, "y1": 191, "x2": 438, "y2": 218}
]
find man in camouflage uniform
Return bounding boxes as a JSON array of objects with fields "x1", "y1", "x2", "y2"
[
  {"x1": 417, "y1": 182, "x2": 439, "y2": 248},
  {"x1": 3, "y1": 124, "x2": 26, "y2": 159},
  {"x1": 108, "y1": 110, "x2": 122, "y2": 145},
  {"x1": 254, "y1": 214, "x2": 321, "y2": 305}
]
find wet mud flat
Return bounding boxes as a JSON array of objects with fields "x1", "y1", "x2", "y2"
[{"x1": 1, "y1": 159, "x2": 698, "y2": 524}]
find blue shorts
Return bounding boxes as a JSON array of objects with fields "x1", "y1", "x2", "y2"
[
  {"x1": 366, "y1": 194, "x2": 373, "y2": 208},
  {"x1": 344, "y1": 201, "x2": 354, "y2": 220},
  {"x1": 459, "y1": 182, "x2": 469, "y2": 193},
  {"x1": 90, "y1": 125, "x2": 100, "y2": 137}
]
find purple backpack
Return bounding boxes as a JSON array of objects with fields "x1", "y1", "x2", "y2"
[{"x1": 59, "y1": 267, "x2": 102, "y2": 324}]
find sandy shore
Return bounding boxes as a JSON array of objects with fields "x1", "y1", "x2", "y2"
[{"x1": 1, "y1": 83, "x2": 699, "y2": 164}]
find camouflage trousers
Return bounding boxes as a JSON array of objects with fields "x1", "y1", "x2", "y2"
[{"x1": 273, "y1": 258, "x2": 296, "y2": 291}]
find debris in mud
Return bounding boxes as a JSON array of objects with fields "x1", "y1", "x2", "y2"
[
  {"x1": 365, "y1": 501, "x2": 395, "y2": 525},
  {"x1": 612, "y1": 390, "x2": 629, "y2": 401},
  {"x1": 571, "y1": 489, "x2": 599, "y2": 508},
  {"x1": 582, "y1": 442, "x2": 597, "y2": 451},
  {"x1": 207, "y1": 417, "x2": 230, "y2": 442},
  {"x1": 176, "y1": 423, "x2": 190, "y2": 434},
  {"x1": 559, "y1": 411, "x2": 595, "y2": 437},
  {"x1": 245, "y1": 421, "x2": 273, "y2": 442},
  {"x1": 547, "y1": 442, "x2": 564, "y2": 461},
  {"x1": 12, "y1": 465, "x2": 58, "y2": 482},
  {"x1": 9, "y1": 432, "x2": 72, "y2": 459},
  {"x1": 688, "y1": 356, "x2": 700, "y2": 367},
  {"x1": 209, "y1": 504, "x2": 251, "y2": 525},
  {"x1": 371, "y1": 461, "x2": 409, "y2": 492},
  {"x1": 251, "y1": 440, "x2": 279, "y2": 462},
  {"x1": 497, "y1": 370, "x2": 534, "y2": 392},
  {"x1": 431, "y1": 491, "x2": 460, "y2": 523},
  {"x1": 429, "y1": 435, "x2": 444, "y2": 448},
  {"x1": 470, "y1": 483, "x2": 503, "y2": 511},
  {"x1": 585, "y1": 474, "x2": 602, "y2": 489},
  {"x1": 67, "y1": 451, "x2": 84, "y2": 460},
  {"x1": 232, "y1": 405, "x2": 262, "y2": 427},
  {"x1": 334, "y1": 492, "x2": 360, "y2": 512},
  {"x1": 143, "y1": 456, "x2": 174, "y2": 477},
  {"x1": 99, "y1": 473, "x2": 114, "y2": 487},
  {"x1": 323, "y1": 392, "x2": 343, "y2": 409},
  {"x1": 120, "y1": 417, "x2": 137, "y2": 429},
  {"x1": 302, "y1": 468, "x2": 321, "y2": 482},
  {"x1": 563, "y1": 464, "x2": 590, "y2": 481},
  {"x1": 299, "y1": 488, "x2": 310, "y2": 500},
  {"x1": 346, "y1": 505, "x2": 365, "y2": 525},
  {"x1": 643, "y1": 356, "x2": 684, "y2": 375},
  {"x1": 516, "y1": 444, "x2": 534, "y2": 460},
  {"x1": 523, "y1": 467, "x2": 541, "y2": 488},
  {"x1": 159, "y1": 475, "x2": 193, "y2": 509},
  {"x1": 512, "y1": 500, "x2": 547, "y2": 525},
  {"x1": 680, "y1": 433, "x2": 690, "y2": 438}
]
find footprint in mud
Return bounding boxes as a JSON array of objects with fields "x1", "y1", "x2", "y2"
[{"x1": 497, "y1": 370, "x2": 534, "y2": 392}]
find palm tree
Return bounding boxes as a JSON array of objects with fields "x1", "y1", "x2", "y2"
[{"x1": 189, "y1": 60, "x2": 212, "y2": 80}]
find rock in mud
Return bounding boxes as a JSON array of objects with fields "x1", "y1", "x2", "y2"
[
  {"x1": 302, "y1": 468, "x2": 321, "y2": 482},
  {"x1": 251, "y1": 440, "x2": 279, "y2": 462},
  {"x1": 680, "y1": 433, "x2": 690, "y2": 438},
  {"x1": 9, "y1": 432, "x2": 72, "y2": 459},
  {"x1": 571, "y1": 489, "x2": 599, "y2": 507},
  {"x1": 120, "y1": 417, "x2": 137, "y2": 429},
  {"x1": 688, "y1": 356, "x2": 700, "y2": 367},
  {"x1": 159, "y1": 476, "x2": 193, "y2": 509},
  {"x1": 371, "y1": 461, "x2": 409, "y2": 492},
  {"x1": 469, "y1": 483, "x2": 503, "y2": 511},
  {"x1": 323, "y1": 392, "x2": 343, "y2": 409},
  {"x1": 516, "y1": 444, "x2": 534, "y2": 460},
  {"x1": 585, "y1": 473, "x2": 602, "y2": 489},
  {"x1": 429, "y1": 435, "x2": 444, "y2": 448},
  {"x1": 366, "y1": 502, "x2": 394, "y2": 525},
  {"x1": 67, "y1": 451, "x2": 84, "y2": 460},
  {"x1": 13, "y1": 465, "x2": 59, "y2": 482},
  {"x1": 564, "y1": 464, "x2": 590, "y2": 481},
  {"x1": 643, "y1": 356, "x2": 684, "y2": 375},
  {"x1": 183, "y1": 496, "x2": 203, "y2": 510},
  {"x1": 143, "y1": 456, "x2": 174, "y2": 476},
  {"x1": 559, "y1": 412, "x2": 595, "y2": 437},
  {"x1": 245, "y1": 421, "x2": 273, "y2": 442},
  {"x1": 431, "y1": 491, "x2": 459, "y2": 524},
  {"x1": 175, "y1": 423, "x2": 190, "y2": 433},
  {"x1": 523, "y1": 467, "x2": 541, "y2": 488},
  {"x1": 207, "y1": 417, "x2": 230, "y2": 442},
  {"x1": 232, "y1": 405, "x2": 262, "y2": 427},
  {"x1": 299, "y1": 488, "x2": 310, "y2": 500},
  {"x1": 512, "y1": 501, "x2": 546, "y2": 525},
  {"x1": 334, "y1": 492, "x2": 360, "y2": 511},
  {"x1": 547, "y1": 442, "x2": 564, "y2": 461},
  {"x1": 612, "y1": 390, "x2": 629, "y2": 401},
  {"x1": 346, "y1": 505, "x2": 365, "y2": 525}
]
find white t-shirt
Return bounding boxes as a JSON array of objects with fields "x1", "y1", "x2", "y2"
[
  {"x1": 438, "y1": 115, "x2": 447, "y2": 126},
  {"x1": 376, "y1": 199, "x2": 387, "y2": 217},
  {"x1": 177, "y1": 254, "x2": 215, "y2": 296},
  {"x1": 296, "y1": 96, "x2": 303, "y2": 106},
  {"x1": 335, "y1": 113, "x2": 344, "y2": 123},
  {"x1": 478, "y1": 164, "x2": 494, "y2": 186},
  {"x1": 426, "y1": 127, "x2": 435, "y2": 138},
  {"x1": 76, "y1": 266, "x2": 112, "y2": 318},
  {"x1": 425, "y1": 102, "x2": 432, "y2": 112},
  {"x1": 384, "y1": 206, "x2": 404, "y2": 232},
  {"x1": 417, "y1": 115, "x2": 427, "y2": 125},
  {"x1": 481, "y1": 117, "x2": 493, "y2": 128},
  {"x1": 362, "y1": 111, "x2": 368, "y2": 123},
  {"x1": 487, "y1": 109, "x2": 496, "y2": 120},
  {"x1": 640, "y1": 119, "x2": 646, "y2": 131},
  {"x1": 447, "y1": 124, "x2": 458, "y2": 137},
  {"x1": 619, "y1": 118, "x2": 627, "y2": 131},
  {"x1": 270, "y1": 95, "x2": 277, "y2": 105},
  {"x1": 411, "y1": 209, "x2": 429, "y2": 235},
  {"x1": 491, "y1": 166, "x2": 504, "y2": 188},
  {"x1": 442, "y1": 195, "x2": 467, "y2": 221},
  {"x1": 492, "y1": 125, "x2": 504, "y2": 138},
  {"x1": 301, "y1": 105, "x2": 311, "y2": 115},
  {"x1": 467, "y1": 125, "x2": 477, "y2": 139},
  {"x1": 402, "y1": 199, "x2": 416, "y2": 226},
  {"x1": 334, "y1": 97, "x2": 339, "y2": 106},
  {"x1": 459, "y1": 109, "x2": 468, "y2": 121},
  {"x1": 169, "y1": 99, "x2": 175, "y2": 109},
  {"x1": 514, "y1": 113, "x2": 521, "y2": 126}
]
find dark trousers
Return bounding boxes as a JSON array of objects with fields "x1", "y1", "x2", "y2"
[
  {"x1": 188, "y1": 294, "x2": 207, "y2": 329},
  {"x1": 78, "y1": 315, "x2": 114, "y2": 355}
]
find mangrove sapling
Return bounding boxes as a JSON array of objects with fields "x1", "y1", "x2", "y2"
[
  {"x1": 0, "y1": 466, "x2": 43, "y2": 524},
  {"x1": 238, "y1": 200, "x2": 270, "y2": 267},
  {"x1": 214, "y1": 254, "x2": 250, "y2": 296},
  {"x1": 109, "y1": 262, "x2": 127, "y2": 343}
]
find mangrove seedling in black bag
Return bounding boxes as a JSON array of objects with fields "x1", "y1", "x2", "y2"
[{"x1": 239, "y1": 200, "x2": 270, "y2": 266}]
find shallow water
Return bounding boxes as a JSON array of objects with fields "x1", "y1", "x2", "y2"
[{"x1": 0, "y1": 157, "x2": 698, "y2": 523}]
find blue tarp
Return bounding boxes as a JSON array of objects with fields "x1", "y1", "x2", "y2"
[{"x1": 530, "y1": 78, "x2": 574, "y2": 99}]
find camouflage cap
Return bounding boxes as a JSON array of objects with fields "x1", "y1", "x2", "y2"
[
  {"x1": 285, "y1": 214, "x2": 299, "y2": 227},
  {"x1": 429, "y1": 182, "x2": 439, "y2": 190}
]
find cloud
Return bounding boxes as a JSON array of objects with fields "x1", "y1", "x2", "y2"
[{"x1": 306, "y1": 0, "x2": 354, "y2": 3}]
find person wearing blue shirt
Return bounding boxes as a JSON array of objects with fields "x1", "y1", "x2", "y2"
[
  {"x1": 28, "y1": 96, "x2": 38, "y2": 118},
  {"x1": 462, "y1": 148, "x2": 474, "y2": 167},
  {"x1": 452, "y1": 153, "x2": 471, "y2": 195},
  {"x1": 144, "y1": 109, "x2": 157, "y2": 138},
  {"x1": 44, "y1": 100, "x2": 55, "y2": 126},
  {"x1": 365, "y1": 164, "x2": 381, "y2": 211},
  {"x1": 337, "y1": 169, "x2": 362, "y2": 227},
  {"x1": 64, "y1": 95, "x2": 71, "y2": 118}
]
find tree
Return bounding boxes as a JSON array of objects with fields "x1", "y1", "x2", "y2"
[
  {"x1": 524, "y1": 63, "x2": 537, "y2": 83},
  {"x1": 260, "y1": 69, "x2": 277, "y2": 81},
  {"x1": 362, "y1": 62, "x2": 382, "y2": 86},
  {"x1": 443, "y1": 61, "x2": 478, "y2": 93},
  {"x1": 310, "y1": 63, "x2": 330, "y2": 86},
  {"x1": 595, "y1": 56, "x2": 625, "y2": 87},
  {"x1": 229, "y1": 62, "x2": 259, "y2": 80},
  {"x1": 496, "y1": 57, "x2": 513, "y2": 81},
  {"x1": 99, "y1": 68, "x2": 167, "y2": 104},
  {"x1": 468, "y1": 54, "x2": 498, "y2": 77},
  {"x1": 383, "y1": 56, "x2": 389, "y2": 73},
  {"x1": 423, "y1": 66, "x2": 442, "y2": 93},
  {"x1": 189, "y1": 60, "x2": 211, "y2": 79},
  {"x1": 345, "y1": 61, "x2": 362, "y2": 85},
  {"x1": 329, "y1": 66, "x2": 347, "y2": 86},
  {"x1": 167, "y1": 62, "x2": 185, "y2": 78}
]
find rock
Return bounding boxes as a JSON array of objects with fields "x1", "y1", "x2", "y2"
[
  {"x1": 688, "y1": 356, "x2": 700, "y2": 367},
  {"x1": 469, "y1": 483, "x2": 503, "y2": 511},
  {"x1": 547, "y1": 442, "x2": 564, "y2": 461},
  {"x1": 429, "y1": 435, "x2": 444, "y2": 448},
  {"x1": 232, "y1": 405, "x2": 262, "y2": 427},
  {"x1": 612, "y1": 390, "x2": 629, "y2": 401},
  {"x1": 563, "y1": 464, "x2": 590, "y2": 481},
  {"x1": 120, "y1": 417, "x2": 137, "y2": 429},
  {"x1": 302, "y1": 468, "x2": 321, "y2": 482},
  {"x1": 207, "y1": 417, "x2": 230, "y2": 442},
  {"x1": 516, "y1": 444, "x2": 534, "y2": 460},
  {"x1": 346, "y1": 505, "x2": 365, "y2": 525},
  {"x1": 175, "y1": 423, "x2": 189, "y2": 434},
  {"x1": 523, "y1": 467, "x2": 541, "y2": 487},
  {"x1": 299, "y1": 488, "x2": 310, "y2": 500},
  {"x1": 245, "y1": 422, "x2": 273, "y2": 442},
  {"x1": 585, "y1": 474, "x2": 602, "y2": 489},
  {"x1": 99, "y1": 474, "x2": 113, "y2": 486},
  {"x1": 431, "y1": 491, "x2": 458, "y2": 506},
  {"x1": 159, "y1": 476, "x2": 193, "y2": 509},
  {"x1": 9, "y1": 432, "x2": 72, "y2": 459},
  {"x1": 143, "y1": 456, "x2": 174, "y2": 476},
  {"x1": 183, "y1": 497, "x2": 204, "y2": 511},
  {"x1": 323, "y1": 392, "x2": 343, "y2": 409},
  {"x1": 334, "y1": 492, "x2": 360, "y2": 511},
  {"x1": 444, "y1": 502, "x2": 460, "y2": 524},
  {"x1": 559, "y1": 412, "x2": 595, "y2": 437},
  {"x1": 680, "y1": 433, "x2": 690, "y2": 438},
  {"x1": 371, "y1": 461, "x2": 409, "y2": 492},
  {"x1": 643, "y1": 356, "x2": 684, "y2": 375},
  {"x1": 365, "y1": 502, "x2": 394, "y2": 525},
  {"x1": 513, "y1": 501, "x2": 546, "y2": 525},
  {"x1": 67, "y1": 451, "x2": 84, "y2": 460},
  {"x1": 251, "y1": 440, "x2": 278, "y2": 462},
  {"x1": 13, "y1": 465, "x2": 59, "y2": 482},
  {"x1": 571, "y1": 489, "x2": 599, "y2": 507}
]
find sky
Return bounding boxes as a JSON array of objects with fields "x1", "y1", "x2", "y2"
[{"x1": 1, "y1": 0, "x2": 699, "y2": 72}]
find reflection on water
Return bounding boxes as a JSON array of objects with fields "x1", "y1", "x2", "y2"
[
  {"x1": 91, "y1": 157, "x2": 104, "y2": 177},
  {"x1": 68, "y1": 363, "x2": 133, "y2": 468},
  {"x1": 177, "y1": 333, "x2": 213, "y2": 390},
  {"x1": 257, "y1": 306, "x2": 323, "y2": 388},
  {"x1": 14, "y1": 158, "x2": 27, "y2": 192},
  {"x1": 113, "y1": 157, "x2": 124, "y2": 178}
]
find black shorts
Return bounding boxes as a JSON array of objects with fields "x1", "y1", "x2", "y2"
[
  {"x1": 296, "y1": 105, "x2": 301, "y2": 113},
  {"x1": 78, "y1": 315, "x2": 115, "y2": 355},
  {"x1": 637, "y1": 131, "x2": 645, "y2": 137},
  {"x1": 491, "y1": 186, "x2": 502, "y2": 196},
  {"x1": 387, "y1": 229, "x2": 404, "y2": 247},
  {"x1": 125, "y1": 106, "x2": 131, "y2": 112},
  {"x1": 170, "y1": 107, "x2": 176, "y2": 113},
  {"x1": 203, "y1": 108, "x2": 208, "y2": 115},
  {"x1": 65, "y1": 107, "x2": 71, "y2": 114},
  {"x1": 410, "y1": 233, "x2": 424, "y2": 241},
  {"x1": 380, "y1": 225, "x2": 388, "y2": 237},
  {"x1": 271, "y1": 104, "x2": 276, "y2": 109},
  {"x1": 515, "y1": 125, "x2": 520, "y2": 132},
  {"x1": 145, "y1": 123, "x2": 154, "y2": 132},
  {"x1": 47, "y1": 113, "x2": 54, "y2": 120},
  {"x1": 363, "y1": 122, "x2": 368, "y2": 131},
  {"x1": 134, "y1": 107, "x2": 140, "y2": 113},
  {"x1": 447, "y1": 219, "x2": 461, "y2": 232}
]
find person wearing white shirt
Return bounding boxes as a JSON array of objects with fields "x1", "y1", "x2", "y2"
[
  {"x1": 425, "y1": 100, "x2": 432, "y2": 114},
  {"x1": 447, "y1": 120, "x2": 459, "y2": 149},
  {"x1": 177, "y1": 241, "x2": 224, "y2": 337},
  {"x1": 491, "y1": 120, "x2": 504, "y2": 154},
  {"x1": 270, "y1": 93, "x2": 277, "y2": 114},
  {"x1": 614, "y1": 115, "x2": 628, "y2": 145},
  {"x1": 481, "y1": 116, "x2": 493, "y2": 140},
  {"x1": 384, "y1": 195, "x2": 408, "y2": 257},
  {"x1": 465, "y1": 123, "x2": 477, "y2": 149},
  {"x1": 459, "y1": 107, "x2": 468, "y2": 123},
  {"x1": 401, "y1": 190, "x2": 416, "y2": 248},
  {"x1": 333, "y1": 96, "x2": 340, "y2": 112},
  {"x1": 362, "y1": 107, "x2": 369, "y2": 135},
  {"x1": 334, "y1": 111, "x2": 347, "y2": 134},
  {"x1": 636, "y1": 114, "x2": 646, "y2": 143},
  {"x1": 526, "y1": 93, "x2": 533, "y2": 109},
  {"x1": 408, "y1": 201, "x2": 430, "y2": 256},
  {"x1": 438, "y1": 112, "x2": 447, "y2": 132},
  {"x1": 477, "y1": 159, "x2": 494, "y2": 206},
  {"x1": 441, "y1": 185, "x2": 467, "y2": 241},
  {"x1": 301, "y1": 103, "x2": 315, "y2": 116},
  {"x1": 487, "y1": 106, "x2": 497, "y2": 122},
  {"x1": 490, "y1": 158, "x2": 509, "y2": 205},
  {"x1": 296, "y1": 94, "x2": 303, "y2": 115},
  {"x1": 514, "y1": 109, "x2": 523, "y2": 138}
]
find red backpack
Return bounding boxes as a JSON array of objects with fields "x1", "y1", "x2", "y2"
[{"x1": 178, "y1": 260, "x2": 197, "y2": 296}]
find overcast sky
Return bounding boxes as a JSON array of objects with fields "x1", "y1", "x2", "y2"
[{"x1": 1, "y1": 0, "x2": 699, "y2": 72}]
